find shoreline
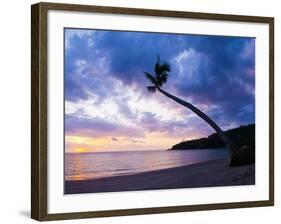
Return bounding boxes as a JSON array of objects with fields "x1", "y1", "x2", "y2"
[{"x1": 65, "y1": 158, "x2": 255, "y2": 194}]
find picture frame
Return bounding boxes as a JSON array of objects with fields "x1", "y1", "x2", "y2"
[{"x1": 31, "y1": 2, "x2": 274, "y2": 221}]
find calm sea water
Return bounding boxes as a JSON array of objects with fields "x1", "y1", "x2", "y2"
[{"x1": 65, "y1": 149, "x2": 229, "y2": 181}]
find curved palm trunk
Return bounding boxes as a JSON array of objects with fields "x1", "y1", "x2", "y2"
[{"x1": 157, "y1": 87, "x2": 234, "y2": 150}]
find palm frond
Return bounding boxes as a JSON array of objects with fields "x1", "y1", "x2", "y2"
[
  {"x1": 154, "y1": 55, "x2": 161, "y2": 76},
  {"x1": 144, "y1": 55, "x2": 170, "y2": 90},
  {"x1": 154, "y1": 56, "x2": 170, "y2": 77},
  {"x1": 158, "y1": 72, "x2": 169, "y2": 84},
  {"x1": 147, "y1": 86, "x2": 157, "y2": 93},
  {"x1": 157, "y1": 62, "x2": 170, "y2": 77},
  {"x1": 143, "y1": 72, "x2": 157, "y2": 85}
]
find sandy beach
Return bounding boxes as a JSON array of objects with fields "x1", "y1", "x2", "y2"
[{"x1": 65, "y1": 158, "x2": 255, "y2": 194}]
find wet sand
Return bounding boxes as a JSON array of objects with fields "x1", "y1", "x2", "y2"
[{"x1": 65, "y1": 158, "x2": 255, "y2": 194}]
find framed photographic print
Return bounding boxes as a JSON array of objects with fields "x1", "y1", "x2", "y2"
[{"x1": 31, "y1": 2, "x2": 274, "y2": 221}]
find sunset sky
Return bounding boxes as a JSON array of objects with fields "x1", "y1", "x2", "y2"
[{"x1": 64, "y1": 28, "x2": 255, "y2": 153}]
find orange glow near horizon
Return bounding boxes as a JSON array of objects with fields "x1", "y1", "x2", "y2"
[
  {"x1": 66, "y1": 131, "x2": 203, "y2": 153},
  {"x1": 74, "y1": 147, "x2": 89, "y2": 153}
]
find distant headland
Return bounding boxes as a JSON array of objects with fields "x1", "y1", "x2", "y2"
[{"x1": 169, "y1": 124, "x2": 255, "y2": 150}]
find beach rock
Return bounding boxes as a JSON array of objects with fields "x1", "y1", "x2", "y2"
[{"x1": 230, "y1": 145, "x2": 255, "y2": 166}]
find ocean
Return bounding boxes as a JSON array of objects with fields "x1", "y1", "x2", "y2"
[{"x1": 65, "y1": 149, "x2": 229, "y2": 181}]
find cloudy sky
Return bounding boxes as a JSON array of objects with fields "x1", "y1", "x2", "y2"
[{"x1": 64, "y1": 28, "x2": 255, "y2": 153}]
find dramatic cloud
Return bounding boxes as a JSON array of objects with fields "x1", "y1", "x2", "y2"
[{"x1": 64, "y1": 28, "x2": 255, "y2": 152}]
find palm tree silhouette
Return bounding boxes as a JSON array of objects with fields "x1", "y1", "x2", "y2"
[{"x1": 144, "y1": 55, "x2": 253, "y2": 166}]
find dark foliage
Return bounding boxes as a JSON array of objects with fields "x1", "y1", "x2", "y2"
[{"x1": 170, "y1": 124, "x2": 255, "y2": 150}]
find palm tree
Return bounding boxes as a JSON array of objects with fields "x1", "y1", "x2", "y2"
[{"x1": 144, "y1": 55, "x2": 254, "y2": 166}]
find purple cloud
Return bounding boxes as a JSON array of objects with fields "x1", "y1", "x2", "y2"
[{"x1": 64, "y1": 28, "x2": 255, "y2": 141}]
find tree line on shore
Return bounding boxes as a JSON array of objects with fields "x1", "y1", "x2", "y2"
[{"x1": 170, "y1": 124, "x2": 255, "y2": 150}]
